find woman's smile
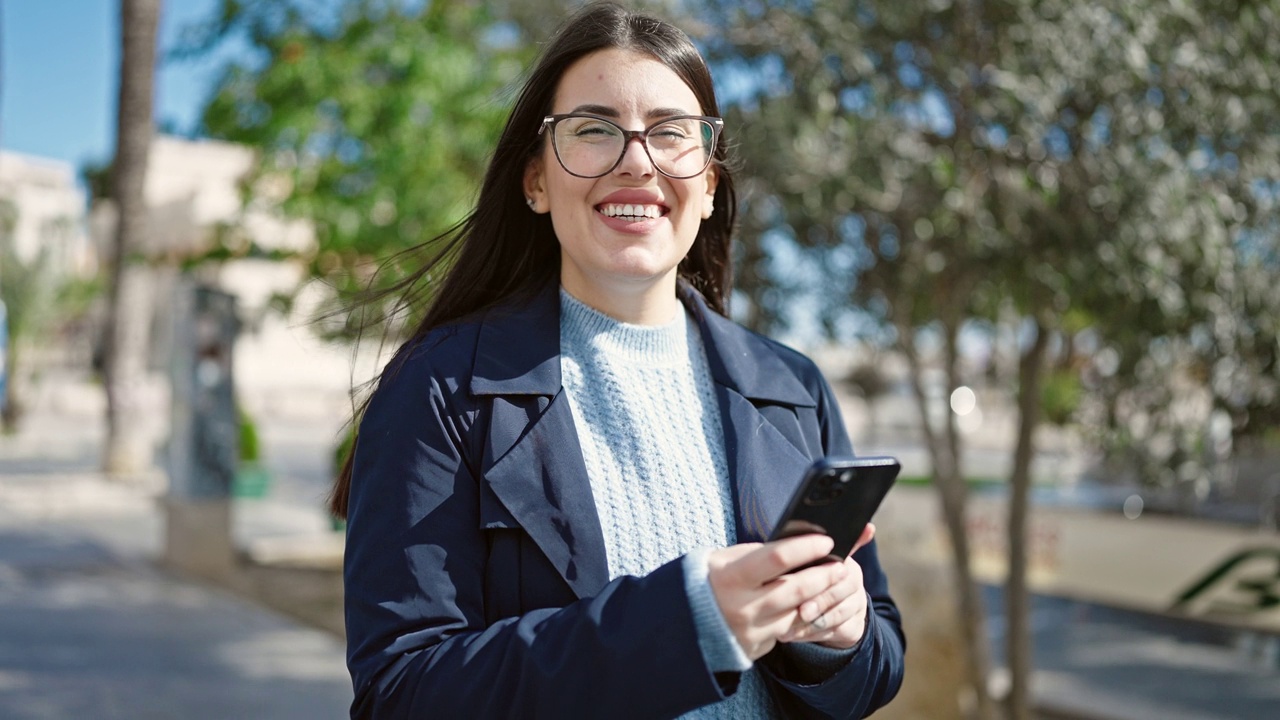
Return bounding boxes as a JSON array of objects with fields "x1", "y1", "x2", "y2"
[{"x1": 595, "y1": 189, "x2": 670, "y2": 232}]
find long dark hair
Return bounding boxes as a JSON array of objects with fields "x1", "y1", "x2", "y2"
[{"x1": 329, "y1": 2, "x2": 738, "y2": 518}]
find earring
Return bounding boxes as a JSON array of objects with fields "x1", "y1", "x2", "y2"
[{"x1": 525, "y1": 197, "x2": 535, "y2": 210}]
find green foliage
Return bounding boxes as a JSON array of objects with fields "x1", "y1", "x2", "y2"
[
  {"x1": 0, "y1": 201, "x2": 56, "y2": 348},
  {"x1": 0, "y1": 201, "x2": 103, "y2": 430},
  {"x1": 183, "y1": 0, "x2": 534, "y2": 336},
  {"x1": 330, "y1": 424, "x2": 357, "y2": 528},
  {"x1": 896, "y1": 475, "x2": 1003, "y2": 490},
  {"x1": 334, "y1": 423, "x2": 356, "y2": 475},
  {"x1": 54, "y1": 275, "x2": 105, "y2": 322},
  {"x1": 704, "y1": 0, "x2": 1280, "y2": 488},
  {"x1": 177, "y1": 221, "x2": 301, "y2": 271},
  {"x1": 238, "y1": 405, "x2": 261, "y2": 463},
  {"x1": 0, "y1": 200, "x2": 60, "y2": 430},
  {"x1": 234, "y1": 405, "x2": 271, "y2": 498},
  {"x1": 1039, "y1": 369, "x2": 1081, "y2": 427},
  {"x1": 80, "y1": 161, "x2": 114, "y2": 202}
]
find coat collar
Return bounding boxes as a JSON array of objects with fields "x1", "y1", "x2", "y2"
[
  {"x1": 468, "y1": 280, "x2": 821, "y2": 598},
  {"x1": 677, "y1": 282, "x2": 816, "y2": 408},
  {"x1": 469, "y1": 280, "x2": 816, "y2": 408},
  {"x1": 470, "y1": 285, "x2": 563, "y2": 397}
]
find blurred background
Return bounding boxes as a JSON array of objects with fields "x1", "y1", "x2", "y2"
[{"x1": 1, "y1": 1, "x2": 1277, "y2": 718}]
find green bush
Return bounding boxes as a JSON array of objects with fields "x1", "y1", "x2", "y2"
[
  {"x1": 238, "y1": 406, "x2": 261, "y2": 464},
  {"x1": 234, "y1": 406, "x2": 270, "y2": 498},
  {"x1": 1040, "y1": 370, "x2": 1082, "y2": 427}
]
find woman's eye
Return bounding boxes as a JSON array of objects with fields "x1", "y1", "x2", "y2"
[{"x1": 572, "y1": 122, "x2": 620, "y2": 137}]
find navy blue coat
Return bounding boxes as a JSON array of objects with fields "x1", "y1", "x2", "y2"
[{"x1": 343, "y1": 282, "x2": 905, "y2": 719}]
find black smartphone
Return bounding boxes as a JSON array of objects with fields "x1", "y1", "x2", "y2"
[{"x1": 768, "y1": 456, "x2": 901, "y2": 570}]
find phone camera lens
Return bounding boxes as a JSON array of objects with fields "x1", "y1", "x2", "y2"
[{"x1": 804, "y1": 486, "x2": 844, "y2": 506}]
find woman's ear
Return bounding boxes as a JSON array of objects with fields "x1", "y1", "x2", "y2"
[
  {"x1": 701, "y1": 165, "x2": 718, "y2": 219},
  {"x1": 523, "y1": 158, "x2": 547, "y2": 213}
]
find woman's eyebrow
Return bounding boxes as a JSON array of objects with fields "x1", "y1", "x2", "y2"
[
  {"x1": 646, "y1": 107, "x2": 691, "y2": 119},
  {"x1": 569, "y1": 104, "x2": 619, "y2": 116},
  {"x1": 567, "y1": 104, "x2": 693, "y2": 119}
]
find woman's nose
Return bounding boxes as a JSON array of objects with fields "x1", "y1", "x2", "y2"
[{"x1": 614, "y1": 135, "x2": 655, "y2": 176}]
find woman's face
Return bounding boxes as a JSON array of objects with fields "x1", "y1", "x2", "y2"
[{"x1": 524, "y1": 48, "x2": 718, "y2": 315}]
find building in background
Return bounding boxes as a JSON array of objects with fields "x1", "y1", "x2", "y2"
[
  {"x1": 84, "y1": 134, "x2": 362, "y2": 423},
  {"x1": 0, "y1": 151, "x2": 95, "y2": 421},
  {"x1": 0, "y1": 150, "x2": 93, "y2": 276}
]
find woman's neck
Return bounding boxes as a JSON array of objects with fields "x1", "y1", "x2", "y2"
[{"x1": 559, "y1": 272, "x2": 680, "y2": 326}]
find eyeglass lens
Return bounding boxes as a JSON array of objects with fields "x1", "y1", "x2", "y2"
[{"x1": 552, "y1": 117, "x2": 715, "y2": 178}]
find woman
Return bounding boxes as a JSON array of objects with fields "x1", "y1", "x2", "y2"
[{"x1": 332, "y1": 3, "x2": 905, "y2": 718}]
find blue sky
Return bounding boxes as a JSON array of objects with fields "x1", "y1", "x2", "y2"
[{"x1": 1, "y1": 0, "x2": 232, "y2": 172}]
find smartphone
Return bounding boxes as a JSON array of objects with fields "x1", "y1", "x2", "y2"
[{"x1": 768, "y1": 456, "x2": 901, "y2": 570}]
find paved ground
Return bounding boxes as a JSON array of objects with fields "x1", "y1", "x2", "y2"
[
  {"x1": 0, "y1": 385, "x2": 352, "y2": 720},
  {"x1": 987, "y1": 589, "x2": 1280, "y2": 720}
]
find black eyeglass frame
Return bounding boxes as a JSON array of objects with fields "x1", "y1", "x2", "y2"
[{"x1": 537, "y1": 113, "x2": 725, "y2": 179}]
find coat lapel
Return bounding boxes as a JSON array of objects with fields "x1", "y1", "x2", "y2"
[
  {"x1": 718, "y1": 392, "x2": 815, "y2": 543},
  {"x1": 680, "y1": 285, "x2": 820, "y2": 544},
  {"x1": 470, "y1": 286, "x2": 610, "y2": 599},
  {"x1": 467, "y1": 282, "x2": 827, "y2": 598}
]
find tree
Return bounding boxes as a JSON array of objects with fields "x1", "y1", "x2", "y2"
[
  {"x1": 1060, "y1": 2, "x2": 1280, "y2": 507},
  {"x1": 703, "y1": 0, "x2": 1280, "y2": 717},
  {"x1": 0, "y1": 202, "x2": 51, "y2": 430},
  {"x1": 177, "y1": 0, "x2": 534, "y2": 338},
  {"x1": 0, "y1": 203, "x2": 89, "y2": 432},
  {"x1": 103, "y1": 0, "x2": 163, "y2": 478}
]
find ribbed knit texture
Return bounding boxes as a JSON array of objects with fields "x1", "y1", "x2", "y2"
[{"x1": 559, "y1": 290, "x2": 780, "y2": 719}]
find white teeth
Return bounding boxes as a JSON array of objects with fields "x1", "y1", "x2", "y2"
[{"x1": 601, "y1": 203, "x2": 661, "y2": 219}]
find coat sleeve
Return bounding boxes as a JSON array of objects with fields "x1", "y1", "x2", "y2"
[
  {"x1": 342, "y1": 346, "x2": 726, "y2": 719},
  {"x1": 756, "y1": 367, "x2": 907, "y2": 718}
]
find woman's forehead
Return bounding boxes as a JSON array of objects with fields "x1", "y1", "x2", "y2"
[{"x1": 551, "y1": 48, "x2": 702, "y2": 117}]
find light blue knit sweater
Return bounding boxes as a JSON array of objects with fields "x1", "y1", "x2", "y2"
[{"x1": 559, "y1": 289, "x2": 778, "y2": 718}]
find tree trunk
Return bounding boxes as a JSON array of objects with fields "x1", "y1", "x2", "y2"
[
  {"x1": 103, "y1": 0, "x2": 162, "y2": 478},
  {"x1": 898, "y1": 316, "x2": 996, "y2": 720},
  {"x1": 1006, "y1": 318, "x2": 1050, "y2": 720}
]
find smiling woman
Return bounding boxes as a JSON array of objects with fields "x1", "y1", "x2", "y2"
[{"x1": 331, "y1": 3, "x2": 905, "y2": 719}]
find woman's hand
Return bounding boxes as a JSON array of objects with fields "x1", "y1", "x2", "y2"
[
  {"x1": 779, "y1": 523, "x2": 876, "y2": 649},
  {"x1": 706, "y1": 525, "x2": 876, "y2": 659}
]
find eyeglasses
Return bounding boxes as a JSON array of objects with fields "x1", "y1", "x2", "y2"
[{"x1": 538, "y1": 113, "x2": 724, "y2": 179}]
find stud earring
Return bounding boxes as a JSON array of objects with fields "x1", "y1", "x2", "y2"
[{"x1": 525, "y1": 197, "x2": 535, "y2": 209}]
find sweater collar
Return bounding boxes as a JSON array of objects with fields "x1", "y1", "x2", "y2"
[
  {"x1": 558, "y1": 288, "x2": 689, "y2": 367},
  {"x1": 470, "y1": 280, "x2": 815, "y2": 407}
]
